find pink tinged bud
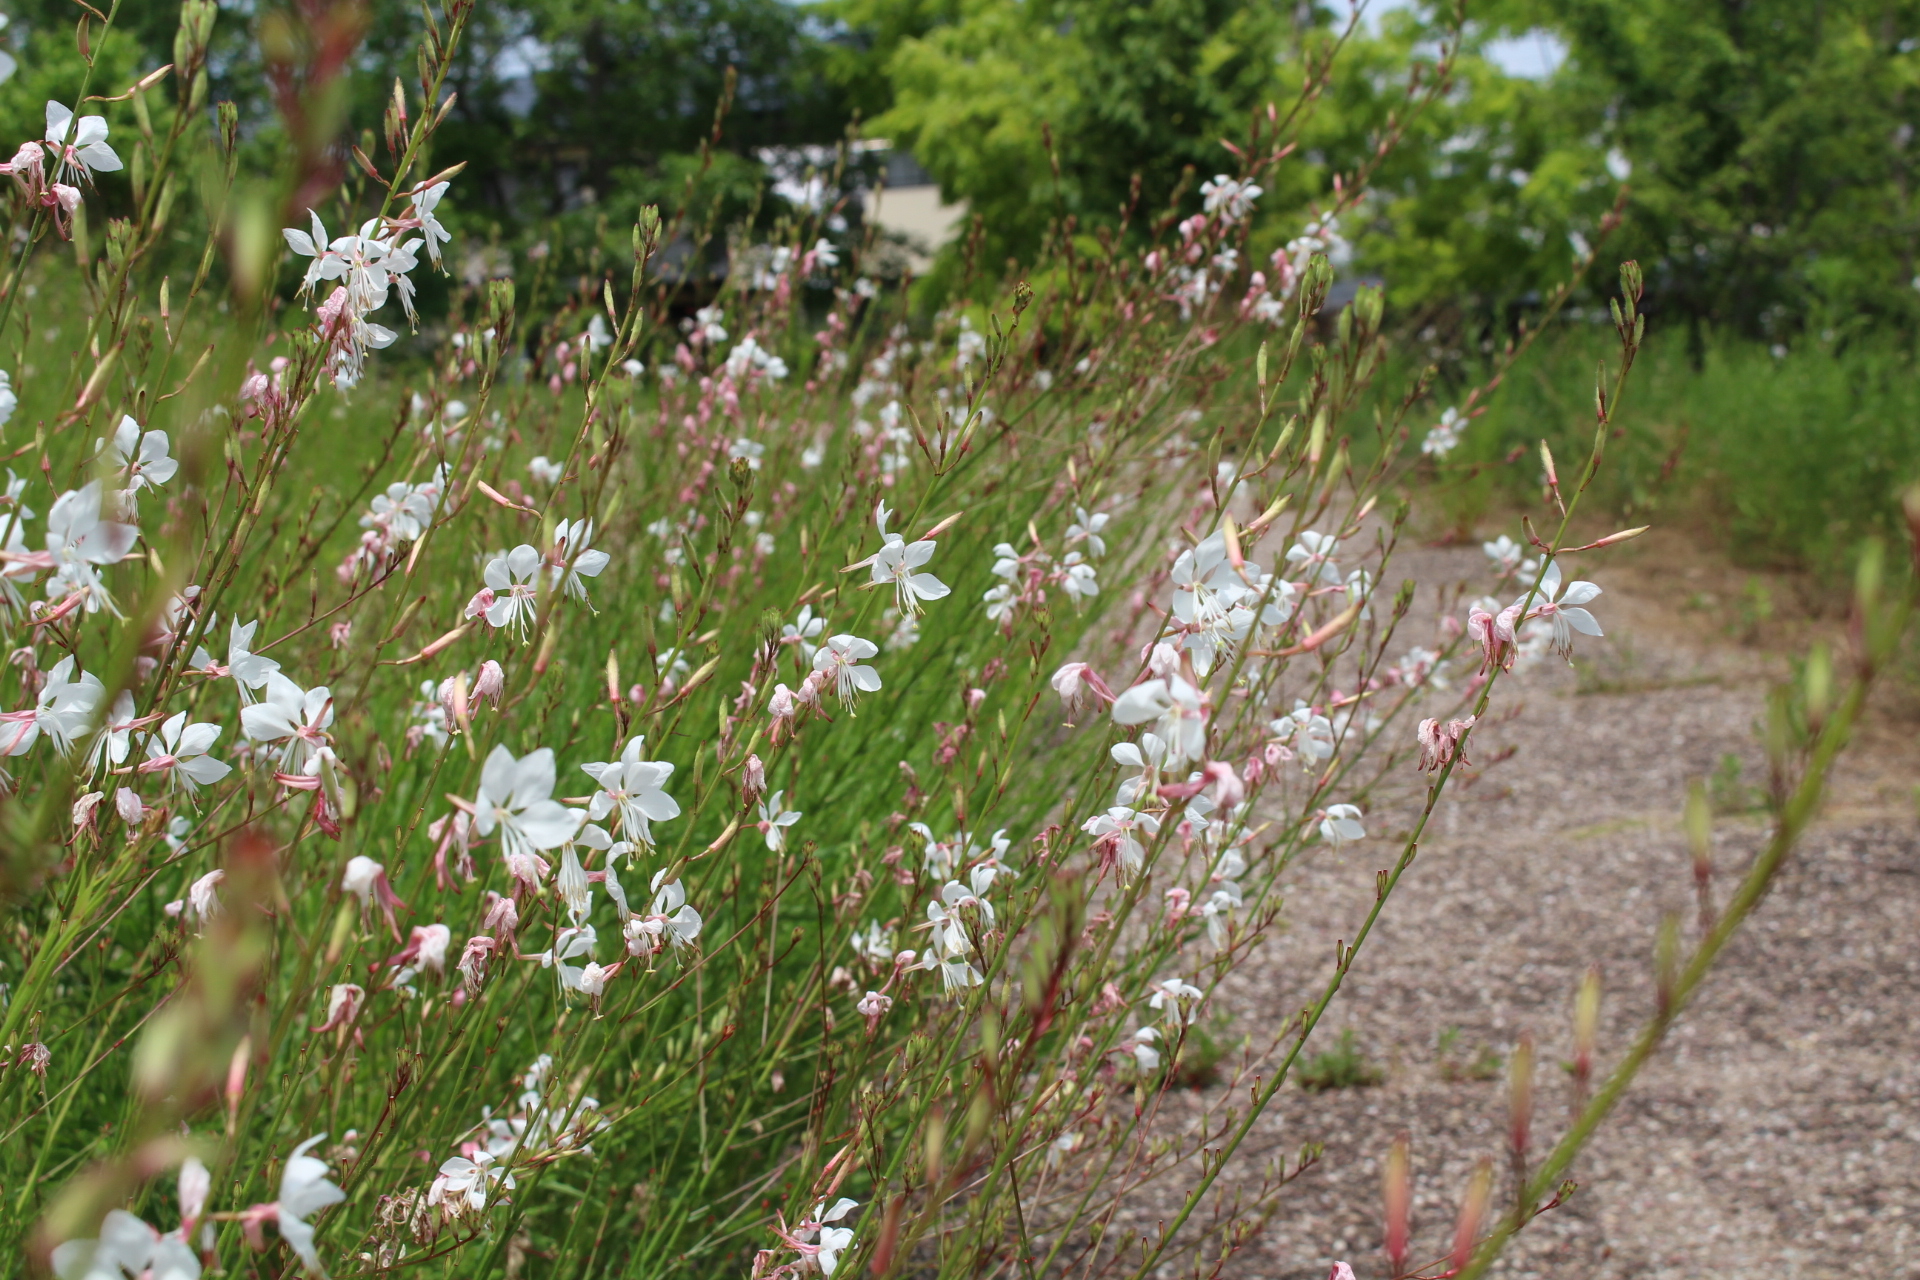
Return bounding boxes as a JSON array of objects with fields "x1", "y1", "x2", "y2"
[
  {"x1": 473, "y1": 659, "x2": 505, "y2": 705},
  {"x1": 1450, "y1": 1160, "x2": 1493, "y2": 1272},
  {"x1": 1328, "y1": 1265, "x2": 1357, "y2": 1280},
  {"x1": 965, "y1": 687, "x2": 987, "y2": 711},
  {"x1": 225, "y1": 1035, "x2": 250, "y2": 1127},
  {"x1": 115, "y1": 786, "x2": 146, "y2": 825},
  {"x1": 1509, "y1": 1032, "x2": 1535, "y2": 1164},
  {"x1": 1383, "y1": 1133, "x2": 1410, "y2": 1276},
  {"x1": 743, "y1": 754, "x2": 766, "y2": 803}
]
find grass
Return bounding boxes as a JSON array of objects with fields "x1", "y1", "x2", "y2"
[{"x1": 1416, "y1": 326, "x2": 1920, "y2": 580}]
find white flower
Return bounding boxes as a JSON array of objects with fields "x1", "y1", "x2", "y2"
[
  {"x1": 100, "y1": 416, "x2": 177, "y2": 493},
  {"x1": 191, "y1": 618, "x2": 282, "y2": 706},
  {"x1": 410, "y1": 180, "x2": 453, "y2": 267},
  {"x1": 1318, "y1": 803, "x2": 1366, "y2": 847},
  {"x1": 50, "y1": 1209, "x2": 198, "y2": 1280},
  {"x1": 535, "y1": 924, "x2": 599, "y2": 990},
  {"x1": 782, "y1": 605, "x2": 826, "y2": 663},
  {"x1": 818, "y1": 1223, "x2": 855, "y2": 1275},
  {"x1": 724, "y1": 336, "x2": 788, "y2": 382},
  {"x1": 44, "y1": 101, "x2": 122, "y2": 177},
  {"x1": 629, "y1": 869, "x2": 702, "y2": 953},
  {"x1": 474, "y1": 744, "x2": 586, "y2": 865},
  {"x1": 1110, "y1": 733, "x2": 1168, "y2": 807},
  {"x1": 1147, "y1": 976, "x2": 1204, "y2": 1025},
  {"x1": 1284, "y1": 530, "x2": 1342, "y2": 586},
  {"x1": 274, "y1": 1134, "x2": 346, "y2": 1275},
  {"x1": 527, "y1": 455, "x2": 563, "y2": 485},
  {"x1": 757, "y1": 789, "x2": 802, "y2": 852},
  {"x1": 812, "y1": 634, "x2": 882, "y2": 705},
  {"x1": 1481, "y1": 534, "x2": 1535, "y2": 582},
  {"x1": 479, "y1": 544, "x2": 544, "y2": 635},
  {"x1": 1517, "y1": 559, "x2": 1603, "y2": 660},
  {"x1": 1082, "y1": 805, "x2": 1160, "y2": 874},
  {"x1": 870, "y1": 536, "x2": 949, "y2": 616},
  {"x1": 551, "y1": 518, "x2": 611, "y2": 602},
  {"x1": 427, "y1": 1150, "x2": 514, "y2": 1217},
  {"x1": 241, "y1": 672, "x2": 334, "y2": 770},
  {"x1": 1422, "y1": 406, "x2": 1464, "y2": 457},
  {"x1": 1126, "y1": 1025, "x2": 1163, "y2": 1071},
  {"x1": 1065, "y1": 506, "x2": 1109, "y2": 557},
  {"x1": 580, "y1": 737, "x2": 680, "y2": 845},
  {"x1": 1200, "y1": 881, "x2": 1243, "y2": 948},
  {"x1": 1170, "y1": 532, "x2": 1276, "y2": 672},
  {"x1": 1060, "y1": 551, "x2": 1099, "y2": 602},
  {"x1": 45, "y1": 481, "x2": 139, "y2": 616},
  {"x1": 1110, "y1": 676, "x2": 1207, "y2": 765},
  {"x1": 82, "y1": 689, "x2": 135, "y2": 776},
  {"x1": 1269, "y1": 700, "x2": 1334, "y2": 761},
  {"x1": 1199, "y1": 174, "x2": 1263, "y2": 222},
  {"x1": 0, "y1": 655, "x2": 103, "y2": 759},
  {"x1": 141, "y1": 712, "x2": 230, "y2": 796},
  {"x1": 0, "y1": 370, "x2": 17, "y2": 428}
]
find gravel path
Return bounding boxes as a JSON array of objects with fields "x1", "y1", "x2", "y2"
[{"x1": 1139, "y1": 534, "x2": 1920, "y2": 1279}]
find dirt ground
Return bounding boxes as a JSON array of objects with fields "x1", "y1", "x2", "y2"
[{"x1": 1141, "y1": 531, "x2": 1920, "y2": 1279}]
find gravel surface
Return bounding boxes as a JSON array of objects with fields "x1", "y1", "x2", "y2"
[{"x1": 1133, "y1": 534, "x2": 1920, "y2": 1279}]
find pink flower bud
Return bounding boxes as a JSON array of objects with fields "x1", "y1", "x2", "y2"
[
  {"x1": 114, "y1": 787, "x2": 145, "y2": 825},
  {"x1": 473, "y1": 659, "x2": 505, "y2": 706}
]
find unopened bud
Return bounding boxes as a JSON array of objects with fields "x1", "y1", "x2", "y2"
[
  {"x1": 1383, "y1": 1132, "x2": 1410, "y2": 1275},
  {"x1": 115, "y1": 787, "x2": 146, "y2": 825},
  {"x1": 225, "y1": 1035, "x2": 250, "y2": 1132},
  {"x1": 742, "y1": 754, "x2": 766, "y2": 804},
  {"x1": 1449, "y1": 1158, "x2": 1493, "y2": 1272},
  {"x1": 1509, "y1": 1032, "x2": 1534, "y2": 1167},
  {"x1": 1572, "y1": 964, "x2": 1600, "y2": 1096}
]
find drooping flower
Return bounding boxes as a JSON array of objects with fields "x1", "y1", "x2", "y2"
[{"x1": 256, "y1": 1134, "x2": 346, "y2": 1275}]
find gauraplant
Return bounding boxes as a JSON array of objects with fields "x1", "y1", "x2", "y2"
[{"x1": 1, "y1": 5, "x2": 1909, "y2": 1280}]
